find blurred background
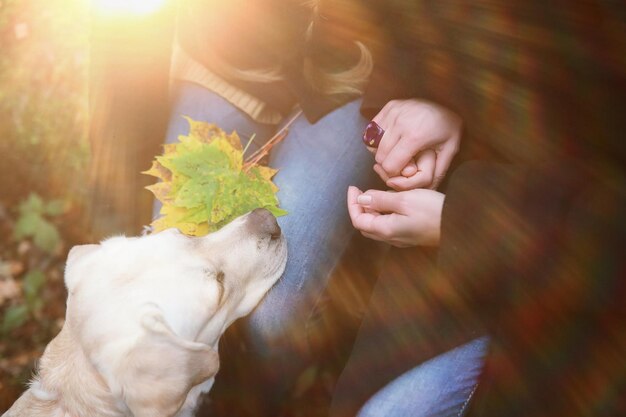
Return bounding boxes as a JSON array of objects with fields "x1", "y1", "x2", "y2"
[
  {"x1": 0, "y1": 0, "x2": 89, "y2": 408},
  {"x1": 0, "y1": 0, "x2": 172, "y2": 408}
]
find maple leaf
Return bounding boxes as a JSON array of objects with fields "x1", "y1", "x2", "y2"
[{"x1": 144, "y1": 118, "x2": 286, "y2": 236}]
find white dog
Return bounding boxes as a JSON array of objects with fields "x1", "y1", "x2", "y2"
[{"x1": 3, "y1": 208, "x2": 287, "y2": 417}]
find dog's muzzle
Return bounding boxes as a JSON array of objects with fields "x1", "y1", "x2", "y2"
[{"x1": 247, "y1": 208, "x2": 281, "y2": 240}]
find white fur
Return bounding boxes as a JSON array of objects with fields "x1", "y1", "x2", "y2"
[{"x1": 3, "y1": 211, "x2": 287, "y2": 417}]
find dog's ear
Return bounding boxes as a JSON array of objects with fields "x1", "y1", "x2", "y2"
[
  {"x1": 67, "y1": 244, "x2": 99, "y2": 265},
  {"x1": 64, "y1": 244, "x2": 99, "y2": 292},
  {"x1": 116, "y1": 308, "x2": 219, "y2": 417}
]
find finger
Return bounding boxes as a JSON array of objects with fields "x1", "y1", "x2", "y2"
[
  {"x1": 431, "y1": 140, "x2": 459, "y2": 189},
  {"x1": 347, "y1": 185, "x2": 362, "y2": 203},
  {"x1": 356, "y1": 189, "x2": 407, "y2": 215},
  {"x1": 353, "y1": 212, "x2": 403, "y2": 240},
  {"x1": 362, "y1": 231, "x2": 405, "y2": 247},
  {"x1": 361, "y1": 231, "x2": 384, "y2": 241},
  {"x1": 371, "y1": 99, "x2": 400, "y2": 127},
  {"x1": 373, "y1": 164, "x2": 390, "y2": 182},
  {"x1": 362, "y1": 226, "x2": 408, "y2": 247},
  {"x1": 380, "y1": 135, "x2": 424, "y2": 177},
  {"x1": 386, "y1": 150, "x2": 436, "y2": 190},
  {"x1": 401, "y1": 159, "x2": 418, "y2": 177},
  {"x1": 349, "y1": 187, "x2": 393, "y2": 238},
  {"x1": 347, "y1": 186, "x2": 365, "y2": 225},
  {"x1": 374, "y1": 126, "x2": 401, "y2": 165}
]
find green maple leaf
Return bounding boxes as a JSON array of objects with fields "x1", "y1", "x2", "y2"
[
  {"x1": 144, "y1": 118, "x2": 286, "y2": 236},
  {"x1": 169, "y1": 144, "x2": 230, "y2": 177},
  {"x1": 175, "y1": 178, "x2": 217, "y2": 209}
]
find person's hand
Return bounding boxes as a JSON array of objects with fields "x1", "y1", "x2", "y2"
[
  {"x1": 370, "y1": 99, "x2": 462, "y2": 190},
  {"x1": 347, "y1": 186, "x2": 445, "y2": 247}
]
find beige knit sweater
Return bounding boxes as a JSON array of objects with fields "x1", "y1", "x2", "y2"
[{"x1": 170, "y1": 42, "x2": 284, "y2": 125}]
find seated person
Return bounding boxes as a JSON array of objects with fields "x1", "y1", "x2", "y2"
[{"x1": 332, "y1": 1, "x2": 626, "y2": 416}]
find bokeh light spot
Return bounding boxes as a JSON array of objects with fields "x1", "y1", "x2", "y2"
[{"x1": 93, "y1": 0, "x2": 167, "y2": 16}]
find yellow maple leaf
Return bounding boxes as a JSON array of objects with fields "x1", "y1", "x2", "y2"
[
  {"x1": 183, "y1": 116, "x2": 243, "y2": 151},
  {"x1": 142, "y1": 160, "x2": 171, "y2": 182},
  {"x1": 251, "y1": 165, "x2": 279, "y2": 192},
  {"x1": 145, "y1": 182, "x2": 174, "y2": 205}
]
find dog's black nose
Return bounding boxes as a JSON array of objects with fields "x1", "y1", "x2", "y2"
[{"x1": 247, "y1": 208, "x2": 281, "y2": 239}]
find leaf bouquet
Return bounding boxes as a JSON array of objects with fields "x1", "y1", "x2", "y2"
[{"x1": 144, "y1": 117, "x2": 290, "y2": 236}]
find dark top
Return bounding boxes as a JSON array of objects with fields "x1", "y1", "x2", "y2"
[{"x1": 348, "y1": 1, "x2": 626, "y2": 416}]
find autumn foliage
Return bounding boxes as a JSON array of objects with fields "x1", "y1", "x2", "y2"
[{"x1": 145, "y1": 118, "x2": 286, "y2": 236}]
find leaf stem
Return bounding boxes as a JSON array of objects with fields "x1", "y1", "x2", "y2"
[
  {"x1": 243, "y1": 108, "x2": 303, "y2": 171},
  {"x1": 242, "y1": 133, "x2": 256, "y2": 156}
]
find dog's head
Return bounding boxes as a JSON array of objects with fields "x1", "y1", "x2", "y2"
[{"x1": 62, "y1": 208, "x2": 287, "y2": 416}]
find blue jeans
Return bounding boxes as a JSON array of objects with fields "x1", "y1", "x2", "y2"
[
  {"x1": 357, "y1": 337, "x2": 489, "y2": 417},
  {"x1": 163, "y1": 82, "x2": 487, "y2": 416}
]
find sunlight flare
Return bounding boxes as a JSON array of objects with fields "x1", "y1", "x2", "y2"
[{"x1": 93, "y1": 0, "x2": 168, "y2": 16}]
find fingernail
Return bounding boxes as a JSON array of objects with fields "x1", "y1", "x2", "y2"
[{"x1": 357, "y1": 194, "x2": 372, "y2": 205}]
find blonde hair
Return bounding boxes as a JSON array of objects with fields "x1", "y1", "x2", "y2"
[
  {"x1": 198, "y1": 56, "x2": 284, "y2": 84},
  {"x1": 191, "y1": 0, "x2": 373, "y2": 96},
  {"x1": 303, "y1": 40, "x2": 373, "y2": 95}
]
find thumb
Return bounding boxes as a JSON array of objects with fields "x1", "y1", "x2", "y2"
[{"x1": 356, "y1": 190, "x2": 405, "y2": 214}]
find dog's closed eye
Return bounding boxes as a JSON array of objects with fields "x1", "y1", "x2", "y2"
[
  {"x1": 204, "y1": 268, "x2": 225, "y2": 306},
  {"x1": 215, "y1": 271, "x2": 226, "y2": 306}
]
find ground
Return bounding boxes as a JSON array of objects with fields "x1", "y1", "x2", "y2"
[{"x1": 0, "y1": 197, "x2": 85, "y2": 411}]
